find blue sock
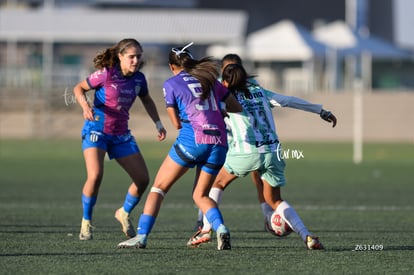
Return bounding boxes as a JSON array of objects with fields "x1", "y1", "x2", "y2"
[
  {"x1": 82, "y1": 194, "x2": 97, "y2": 220},
  {"x1": 122, "y1": 193, "x2": 140, "y2": 213},
  {"x1": 205, "y1": 207, "x2": 224, "y2": 232},
  {"x1": 137, "y1": 214, "x2": 156, "y2": 235}
]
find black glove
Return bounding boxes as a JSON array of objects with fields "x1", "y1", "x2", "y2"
[{"x1": 320, "y1": 109, "x2": 337, "y2": 128}]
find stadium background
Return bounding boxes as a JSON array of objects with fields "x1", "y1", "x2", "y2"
[
  {"x1": 1, "y1": 87, "x2": 413, "y2": 143},
  {"x1": 0, "y1": 0, "x2": 413, "y2": 143}
]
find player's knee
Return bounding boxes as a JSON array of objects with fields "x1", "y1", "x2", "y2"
[
  {"x1": 192, "y1": 192, "x2": 205, "y2": 204},
  {"x1": 87, "y1": 172, "x2": 103, "y2": 185},
  {"x1": 133, "y1": 177, "x2": 149, "y2": 189}
]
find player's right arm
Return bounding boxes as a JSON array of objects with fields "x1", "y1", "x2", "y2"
[{"x1": 73, "y1": 79, "x2": 94, "y2": 121}]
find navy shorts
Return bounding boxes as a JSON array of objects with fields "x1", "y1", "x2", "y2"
[
  {"x1": 168, "y1": 139, "x2": 228, "y2": 175},
  {"x1": 82, "y1": 129, "x2": 140, "y2": 160}
]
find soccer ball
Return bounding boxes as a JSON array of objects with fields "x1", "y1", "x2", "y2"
[{"x1": 270, "y1": 212, "x2": 293, "y2": 237}]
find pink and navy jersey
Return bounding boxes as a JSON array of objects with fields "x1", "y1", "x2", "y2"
[
  {"x1": 85, "y1": 65, "x2": 149, "y2": 135},
  {"x1": 163, "y1": 71, "x2": 230, "y2": 146}
]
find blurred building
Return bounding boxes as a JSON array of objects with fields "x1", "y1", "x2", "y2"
[
  {"x1": 1, "y1": 0, "x2": 413, "y2": 141},
  {"x1": 0, "y1": 0, "x2": 413, "y2": 91}
]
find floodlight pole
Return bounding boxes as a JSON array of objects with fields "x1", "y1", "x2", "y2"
[{"x1": 353, "y1": 78, "x2": 363, "y2": 164}]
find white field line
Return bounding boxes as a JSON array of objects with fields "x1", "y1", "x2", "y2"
[{"x1": 0, "y1": 203, "x2": 413, "y2": 211}]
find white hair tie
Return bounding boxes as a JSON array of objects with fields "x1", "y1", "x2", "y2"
[{"x1": 171, "y1": 42, "x2": 194, "y2": 58}]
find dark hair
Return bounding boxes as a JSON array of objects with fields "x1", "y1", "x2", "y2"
[
  {"x1": 221, "y1": 53, "x2": 243, "y2": 67},
  {"x1": 93, "y1": 38, "x2": 143, "y2": 70},
  {"x1": 221, "y1": 63, "x2": 250, "y2": 97},
  {"x1": 169, "y1": 46, "x2": 219, "y2": 100}
]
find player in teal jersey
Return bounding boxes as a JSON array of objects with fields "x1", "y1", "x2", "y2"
[
  {"x1": 193, "y1": 54, "x2": 272, "y2": 229},
  {"x1": 188, "y1": 62, "x2": 336, "y2": 250}
]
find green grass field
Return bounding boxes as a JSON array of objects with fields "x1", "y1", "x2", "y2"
[{"x1": 0, "y1": 139, "x2": 413, "y2": 274}]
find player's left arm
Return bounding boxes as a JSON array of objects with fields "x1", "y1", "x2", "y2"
[
  {"x1": 319, "y1": 109, "x2": 337, "y2": 127},
  {"x1": 139, "y1": 94, "x2": 167, "y2": 141},
  {"x1": 264, "y1": 89, "x2": 337, "y2": 127}
]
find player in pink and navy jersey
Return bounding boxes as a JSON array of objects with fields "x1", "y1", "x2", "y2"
[
  {"x1": 118, "y1": 42, "x2": 242, "y2": 250},
  {"x1": 73, "y1": 38, "x2": 167, "y2": 241}
]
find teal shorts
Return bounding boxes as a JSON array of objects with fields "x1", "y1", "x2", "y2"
[{"x1": 223, "y1": 152, "x2": 286, "y2": 187}]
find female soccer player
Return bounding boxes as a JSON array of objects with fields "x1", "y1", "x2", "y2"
[
  {"x1": 73, "y1": 38, "x2": 167, "y2": 241},
  {"x1": 193, "y1": 54, "x2": 272, "y2": 229},
  {"x1": 188, "y1": 63, "x2": 337, "y2": 250},
  {"x1": 117, "y1": 42, "x2": 242, "y2": 250}
]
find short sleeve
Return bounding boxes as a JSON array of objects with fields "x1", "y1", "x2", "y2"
[
  {"x1": 163, "y1": 81, "x2": 177, "y2": 108},
  {"x1": 86, "y1": 68, "x2": 107, "y2": 89},
  {"x1": 214, "y1": 81, "x2": 230, "y2": 102}
]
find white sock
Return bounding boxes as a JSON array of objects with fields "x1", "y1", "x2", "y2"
[
  {"x1": 260, "y1": 202, "x2": 274, "y2": 219},
  {"x1": 276, "y1": 201, "x2": 310, "y2": 241},
  {"x1": 197, "y1": 209, "x2": 203, "y2": 222},
  {"x1": 201, "y1": 187, "x2": 223, "y2": 232}
]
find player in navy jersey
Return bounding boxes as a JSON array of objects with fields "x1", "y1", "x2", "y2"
[
  {"x1": 118, "y1": 42, "x2": 242, "y2": 250},
  {"x1": 73, "y1": 38, "x2": 167, "y2": 241},
  {"x1": 188, "y1": 62, "x2": 337, "y2": 250}
]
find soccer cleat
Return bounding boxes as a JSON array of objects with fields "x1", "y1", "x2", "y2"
[
  {"x1": 79, "y1": 218, "x2": 94, "y2": 241},
  {"x1": 115, "y1": 207, "x2": 136, "y2": 238},
  {"x1": 187, "y1": 228, "x2": 212, "y2": 247},
  {"x1": 118, "y1": 234, "x2": 147, "y2": 249},
  {"x1": 216, "y1": 225, "x2": 231, "y2": 250},
  {"x1": 264, "y1": 218, "x2": 277, "y2": 236},
  {"x1": 305, "y1": 235, "x2": 325, "y2": 250}
]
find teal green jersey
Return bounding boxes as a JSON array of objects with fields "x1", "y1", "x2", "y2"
[{"x1": 226, "y1": 84, "x2": 322, "y2": 155}]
